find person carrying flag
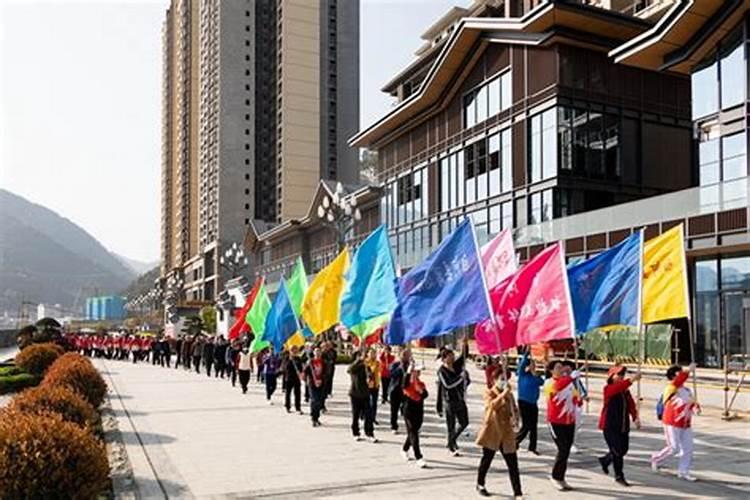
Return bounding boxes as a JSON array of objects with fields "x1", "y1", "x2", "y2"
[
  {"x1": 379, "y1": 345, "x2": 395, "y2": 404},
  {"x1": 348, "y1": 350, "x2": 378, "y2": 443},
  {"x1": 304, "y1": 346, "x2": 327, "y2": 427},
  {"x1": 237, "y1": 347, "x2": 252, "y2": 394},
  {"x1": 387, "y1": 347, "x2": 411, "y2": 434},
  {"x1": 400, "y1": 363, "x2": 428, "y2": 468},
  {"x1": 263, "y1": 350, "x2": 281, "y2": 405},
  {"x1": 598, "y1": 364, "x2": 641, "y2": 487},
  {"x1": 515, "y1": 350, "x2": 544, "y2": 456},
  {"x1": 544, "y1": 360, "x2": 582, "y2": 491},
  {"x1": 283, "y1": 345, "x2": 304, "y2": 414},
  {"x1": 364, "y1": 347, "x2": 382, "y2": 425},
  {"x1": 437, "y1": 336, "x2": 470, "y2": 457}
]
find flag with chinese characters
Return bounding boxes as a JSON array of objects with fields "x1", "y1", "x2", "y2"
[
  {"x1": 481, "y1": 229, "x2": 517, "y2": 289},
  {"x1": 568, "y1": 230, "x2": 643, "y2": 334},
  {"x1": 642, "y1": 224, "x2": 690, "y2": 323},
  {"x1": 228, "y1": 277, "x2": 262, "y2": 340},
  {"x1": 301, "y1": 248, "x2": 350, "y2": 334},
  {"x1": 385, "y1": 218, "x2": 491, "y2": 344},
  {"x1": 475, "y1": 242, "x2": 575, "y2": 353}
]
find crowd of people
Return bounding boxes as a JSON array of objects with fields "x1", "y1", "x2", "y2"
[{"x1": 66, "y1": 331, "x2": 700, "y2": 498}]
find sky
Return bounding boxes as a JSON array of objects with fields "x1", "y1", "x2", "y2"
[{"x1": 0, "y1": 0, "x2": 459, "y2": 264}]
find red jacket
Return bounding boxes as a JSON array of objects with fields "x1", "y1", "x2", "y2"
[
  {"x1": 662, "y1": 371, "x2": 695, "y2": 428},
  {"x1": 598, "y1": 379, "x2": 638, "y2": 430},
  {"x1": 544, "y1": 375, "x2": 581, "y2": 425},
  {"x1": 379, "y1": 352, "x2": 395, "y2": 378}
]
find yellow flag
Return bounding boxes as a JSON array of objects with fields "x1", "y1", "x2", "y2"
[
  {"x1": 642, "y1": 224, "x2": 690, "y2": 323},
  {"x1": 284, "y1": 331, "x2": 306, "y2": 350},
  {"x1": 301, "y1": 248, "x2": 350, "y2": 334}
]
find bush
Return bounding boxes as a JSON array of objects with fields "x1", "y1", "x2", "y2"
[
  {"x1": 10, "y1": 384, "x2": 98, "y2": 429},
  {"x1": 44, "y1": 354, "x2": 107, "y2": 408},
  {"x1": 0, "y1": 409, "x2": 109, "y2": 499},
  {"x1": 0, "y1": 366, "x2": 24, "y2": 377},
  {"x1": 0, "y1": 372, "x2": 41, "y2": 395},
  {"x1": 15, "y1": 342, "x2": 64, "y2": 376}
]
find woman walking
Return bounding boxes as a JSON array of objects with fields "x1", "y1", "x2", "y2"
[
  {"x1": 515, "y1": 351, "x2": 544, "y2": 455},
  {"x1": 237, "y1": 347, "x2": 252, "y2": 394},
  {"x1": 400, "y1": 363, "x2": 428, "y2": 468},
  {"x1": 475, "y1": 367, "x2": 522, "y2": 499},
  {"x1": 544, "y1": 361, "x2": 582, "y2": 491},
  {"x1": 598, "y1": 365, "x2": 641, "y2": 487}
]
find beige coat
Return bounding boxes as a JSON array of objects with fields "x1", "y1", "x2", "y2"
[{"x1": 476, "y1": 385, "x2": 519, "y2": 453}]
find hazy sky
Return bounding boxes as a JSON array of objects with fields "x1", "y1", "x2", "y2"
[{"x1": 0, "y1": 0, "x2": 458, "y2": 263}]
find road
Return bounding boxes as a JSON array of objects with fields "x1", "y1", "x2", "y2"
[{"x1": 94, "y1": 355, "x2": 750, "y2": 499}]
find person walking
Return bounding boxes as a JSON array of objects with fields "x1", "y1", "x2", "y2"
[
  {"x1": 283, "y1": 346, "x2": 304, "y2": 414},
  {"x1": 379, "y1": 345, "x2": 395, "y2": 404},
  {"x1": 651, "y1": 363, "x2": 699, "y2": 481},
  {"x1": 544, "y1": 360, "x2": 582, "y2": 491},
  {"x1": 263, "y1": 350, "x2": 281, "y2": 404},
  {"x1": 182, "y1": 336, "x2": 193, "y2": 371},
  {"x1": 598, "y1": 365, "x2": 641, "y2": 487},
  {"x1": 131, "y1": 335, "x2": 141, "y2": 364},
  {"x1": 304, "y1": 346, "x2": 327, "y2": 427},
  {"x1": 237, "y1": 347, "x2": 252, "y2": 394},
  {"x1": 213, "y1": 336, "x2": 228, "y2": 379},
  {"x1": 203, "y1": 337, "x2": 215, "y2": 377},
  {"x1": 175, "y1": 336, "x2": 183, "y2": 369},
  {"x1": 388, "y1": 348, "x2": 412, "y2": 434},
  {"x1": 400, "y1": 363, "x2": 428, "y2": 468},
  {"x1": 192, "y1": 336, "x2": 204, "y2": 374},
  {"x1": 476, "y1": 366, "x2": 523, "y2": 499},
  {"x1": 515, "y1": 351, "x2": 544, "y2": 455},
  {"x1": 437, "y1": 337, "x2": 470, "y2": 456},
  {"x1": 227, "y1": 341, "x2": 241, "y2": 387},
  {"x1": 562, "y1": 360, "x2": 588, "y2": 454},
  {"x1": 322, "y1": 341, "x2": 338, "y2": 410},
  {"x1": 256, "y1": 349, "x2": 266, "y2": 384},
  {"x1": 364, "y1": 347, "x2": 382, "y2": 425},
  {"x1": 348, "y1": 351, "x2": 378, "y2": 443}
]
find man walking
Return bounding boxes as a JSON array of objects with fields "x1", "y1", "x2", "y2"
[
  {"x1": 516, "y1": 351, "x2": 544, "y2": 455},
  {"x1": 283, "y1": 346, "x2": 304, "y2": 414},
  {"x1": 213, "y1": 336, "x2": 228, "y2": 379},
  {"x1": 437, "y1": 337, "x2": 470, "y2": 456},
  {"x1": 348, "y1": 351, "x2": 378, "y2": 443},
  {"x1": 203, "y1": 337, "x2": 215, "y2": 377},
  {"x1": 304, "y1": 346, "x2": 327, "y2": 427},
  {"x1": 544, "y1": 361, "x2": 582, "y2": 491}
]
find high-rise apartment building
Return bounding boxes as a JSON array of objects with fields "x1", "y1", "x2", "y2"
[{"x1": 160, "y1": 0, "x2": 360, "y2": 302}]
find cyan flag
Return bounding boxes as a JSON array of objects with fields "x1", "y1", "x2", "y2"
[
  {"x1": 340, "y1": 225, "x2": 398, "y2": 330},
  {"x1": 263, "y1": 279, "x2": 300, "y2": 352},
  {"x1": 567, "y1": 230, "x2": 643, "y2": 335},
  {"x1": 385, "y1": 218, "x2": 491, "y2": 344}
]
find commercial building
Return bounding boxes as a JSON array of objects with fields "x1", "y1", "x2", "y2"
[
  {"x1": 344, "y1": 0, "x2": 749, "y2": 368},
  {"x1": 160, "y1": 0, "x2": 360, "y2": 304},
  {"x1": 85, "y1": 296, "x2": 126, "y2": 321}
]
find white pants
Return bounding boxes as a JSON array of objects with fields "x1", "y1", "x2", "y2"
[
  {"x1": 652, "y1": 425, "x2": 693, "y2": 475},
  {"x1": 572, "y1": 406, "x2": 584, "y2": 444}
]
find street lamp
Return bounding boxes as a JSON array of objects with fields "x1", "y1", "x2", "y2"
[
  {"x1": 219, "y1": 242, "x2": 249, "y2": 278},
  {"x1": 317, "y1": 182, "x2": 361, "y2": 251}
]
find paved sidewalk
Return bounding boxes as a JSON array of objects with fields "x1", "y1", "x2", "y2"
[{"x1": 95, "y1": 357, "x2": 750, "y2": 499}]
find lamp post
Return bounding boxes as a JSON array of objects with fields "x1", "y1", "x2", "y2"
[
  {"x1": 219, "y1": 242, "x2": 249, "y2": 278},
  {"x1": 317, "y1": 182, "x2": 361, "y2": 251},
  {"x1": 164, "y1": 274, "x2": 184, "y2": 325}
]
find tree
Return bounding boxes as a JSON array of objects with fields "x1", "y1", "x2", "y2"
[
  {"x1": 180, "y1": 316, "x2": 204, "y2": 337},
  {"x1": 200, "y1": 306, "x2": 217, "y2": 335},
  {"x1": 359, "y1": 148, "x2": 378, "y2": 185}
]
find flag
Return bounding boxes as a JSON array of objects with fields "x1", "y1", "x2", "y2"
[
  {"x1": 568, "y1": 231, "x2": 643, "y2": 334},
  {"x1": 228, "y1": 277, "x2": 262, "y2": 340},
  {"x1": 385, "y1": 218, "x2": 491, "y2": 345},
  {"x1": 286, "y1": 258, "x2": 308, "y2": 316},
  {"x1": 349, "y1": 313, "x2": 390, "y2": 339},
  {"x1": 246, "y1": 280, "x2": 272, "y2": 353},
  {"x1": 642, "y1": 224, "x2": 690, "y2": 323},
  {"x1": 263, "y1": 279, "x2": 300, "y2": 352},
  {"x1": 340, "y1": 225, "x2": 398, "y2": 332},
  {"x1": 475, "y1": 242, "x2": 575, "y2": 354},
  {"x1": 284, "y1": 332, "x2": 306, "y2": 350},
  {"x1": 481, "y1": 229, "x2": 517, "y2": 289},
  {"x1": 301, "y1": 248, "x2": 350, "y2": 334}
]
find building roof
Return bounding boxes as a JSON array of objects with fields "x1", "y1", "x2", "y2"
[
  {"x1": 609, "y1": 0, "x2": 746, "y2": 74},
  {"x1": 420, "y1": 6, "x2": 469, "y2": 41},
  {"x1": 350, "y1": 1, "x2": 651, "y2": 149}
]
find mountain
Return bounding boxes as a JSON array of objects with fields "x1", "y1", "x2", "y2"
[
  {"x1": 0, "y1": 189, "x2": 138, "y2": 315},
  {"x1": 121, "y1": 266, "x2": 161, "y2": 299},
  {"x1": 112, "y1": 253, "x2": 159, "y2": 275}
]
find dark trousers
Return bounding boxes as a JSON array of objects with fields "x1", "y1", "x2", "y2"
[
  {"x1": 390, "y1": 391, "x2": 403, "y2": 431},
  {"x1": 228, "y1": 365, "x2": 237, "y2": 386},
  {"x1": 325, "y1": 369, "x2": 335, "y2": 397},
  {"x1": 403, "y1": 405, "x2": 424, "y2": 460},
  {"x1": 164, "y1": 354, "x2": 171, "y2": 368},
  {"x1": 602, "y1": 430, "x2": 629, "y2": 480},
  {"x1": 351, "y1": 396, "x2": 373, "y2": 437},
  {"x1": 368, "y1": 388, "x2": 379, "y2": 423},
  {"x1": 446, "y1": 401, "x2": 469, "y2": 451},
  {"x1": 265, "y1": 374, "x2": 277, "y2": 400},
  {"x1": 304, "y1": 382, "x2": 310, "y2": 402},
  {"x1": 205, "y1": 359, "x2": 213, "y2": 377},
  {"x1": 550, "y1": 423, "x2": 575, "y2": 481},
  {"x1": 285, "y1": 379, "x2": 301, "y2": 411},
  {"x1": 257, "y1": 366, "x2": 264, "y2": 383},
  {"x1": 381, "y1": 376, "x2": 391, "y2": 403},
  {"x1": 309, "y1": 385, "x2": 324, "y2": 423},
  {"x1": 516, "y1": 400, "x2": 539, "y2": 452},
  {"x1": 477, "y1": 447, "x2": 522, "y2": 496},
  {"x1": 238, "y1": 369, "x2": 250, "y2": 393},
  {"x1": 193, "y1": 356, "x2": 201, "y2": 373},
  {"x1": 152, "y1": 351, "x2": 158, "y2": 365},
  {"x1": 175, "y1": 351, "x2": 182, "y2": 368},
  {"x1": 215, "y1": 362, "x2": 226, "y2": 379}
]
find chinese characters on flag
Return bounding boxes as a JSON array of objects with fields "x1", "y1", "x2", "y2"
[{"x1": 475, "y1": 242, "x2": 575, "y2": 354}]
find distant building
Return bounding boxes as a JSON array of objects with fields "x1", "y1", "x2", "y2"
[
  {"x1": 36, "y1": 304, "x2": 64, "y2": 322},
  {"x1": 85, "y1": 296, "x2": 126, "y2": 321}
]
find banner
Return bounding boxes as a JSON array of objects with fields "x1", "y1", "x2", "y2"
[
  {"x1": 263, "y1": 279, "x2": 300, "y2": 352},
  {"x1": 481, "y1": 228, "x2": 517, "y2": 289},
  {"x1": 642, "y1": 224, "x2": 690, "y2": 323},
  {"x1": 301, "y1": 248, "x2": 350, "y2": 334}
]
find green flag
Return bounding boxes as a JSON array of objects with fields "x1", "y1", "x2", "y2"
[
  {"x1": 246, "y1": 280, "x2": 271, "y2": 353},
  {"x1": 286, "y1": 258, "x2": 308, "y2": 317},
  {"x1": 349, "y1": 313, "x2": 390, "y2": 339}
]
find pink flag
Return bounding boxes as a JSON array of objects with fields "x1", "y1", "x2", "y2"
[
  {"x1": 481, "y1": 229, "x2": 517, "y2": 289},
  {"x1": 475, "y1": 242, "x2": 575, "y2": 354}
]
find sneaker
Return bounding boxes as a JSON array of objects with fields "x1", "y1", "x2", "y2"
[
  {"x1": 416, "y1": 458, "x2": 427, "y2": 468},
  {"x1": 650, "y1": 460, "x2": 661, "y2": 473},
  {"x1": 286, "y1": 408, "x2": 291, "y2": 413},
  {"x1": 368, "y1": 436, "x2": 379, "y2": 444},
  {"x1": 374, "y1": 420, "x2": 381, "y2": 426},
  {"x1": 400, "y1": 450, "x2": 410, "y2": 461},
  {"x1": 615, "y1": 477, "x2": 631, "y2": 487},
  {"x1": 678, "y1": 473, "x2": 697, "y2": 482},
  {"x1": 528, "y1": 449, "x2": 540, "y2": 456},
  {"x1": 598, "y1": 456, "x2": 610, "y2": 475},
  {"x1": 570, "y1": 445, "x2": 580, "y2": 454},
  {"x1": 391, "y1": 429, "x2": 399, "y2": 435},
  {"x1": 475, "y1": 485, "x2": 490, "y2": 497},
  {"x1": 549, "y1": 477, "x2": 573, "y2": 491},
  {"x1": 451, "y1": 449, "x2": 461, "y2": 457},
  {"x1": 353, "y1": 435, "x2": 363, "y2": 442},
  {"x1": 267, "y1": 400, "x2": 273, "y2": 406},
  {"x1": 297, "y1": 410, "x2": 304, "y2": 415}
]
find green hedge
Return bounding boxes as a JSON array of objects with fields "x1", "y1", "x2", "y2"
[
  {"x1": 0, "y1": 373, "x2": 42, "y2": 395},
  {"x1": 0, "y1": 366, "x2": 24, "y2": 377}
]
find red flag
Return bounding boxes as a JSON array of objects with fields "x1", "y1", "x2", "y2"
[
  {"x1": 475, "y1": 242, "x2": 574, "y2": 353},
  {"x1": 228, "y1": 277, "x2": 262, "y2": 340}
]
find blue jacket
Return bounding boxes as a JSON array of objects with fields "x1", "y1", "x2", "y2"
[{"x1": 516, "y1": 353, "x2": 544, "y2": 404}]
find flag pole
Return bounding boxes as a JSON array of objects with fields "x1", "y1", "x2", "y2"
[
  {"x1": 636, "y1": 228, "x2": 645, "y2": 411},
  {"x1": 637, "y1": 324, "x2": 644, "y2": 410},
  {"x1": 469, "y1": 219, "x2": 504, "y2": 362},
  {"x1": 584, "y1": 336, "x2": 590, "y2": 414}
]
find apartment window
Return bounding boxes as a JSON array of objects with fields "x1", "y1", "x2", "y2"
[
  {"x1": 245, "y1": 84, "x2": 250, "y2": 91},
  {"x1": 245, "y1": 99, "x2": 250, "y2": 106},
  {"x1": 463, "y1": 70, "x2": 511, "y2": 129},
  {"x1": 245, "y1": 129, "x2": 250, "y2": 135},
  {"x1": 245, "y1": 159, "x2": 250, "y2": 165},
  {"x1": 501, "y1": 200, "x2": 513, "y2": 230},
  {"x1": 722, "y1": 131, "x2": 747, "y2": 181},
  {"x1": 244, "y1": 144, "x2": 250, "y2": 150},
  {"x1": 245, "y1": 114, "x2": 250, "y2": 120},
  {"x1": 244, "y1": 203, "x2": 250, "y2": 210},
  {"x1": 529, "y1": 108, "x2": 557, "y2": 183},
  {"x1": 245, "y1": 40, "x2": 250, "y2": 47},
  {"x1": 245, "y1": 26, "x2": 250, "y2": 32},
  {"x1": 720, "y1": 26, "x2": 744, "y2": 110},
  {"x1": 699, "y1": 137, "x2": 720, "y2": 186},
  {"x1": 245, "y1": 10, "x2": 250, "y2": 17},
  {"x1": 245, "y1": 69, "x2": 250, "y2": 76},
  {"x1": 245, "y1": 174, "x2": 250, "y2": 180}
]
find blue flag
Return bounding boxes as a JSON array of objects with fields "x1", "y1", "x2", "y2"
[
  {"x1": 263, "y1": 279, "x2": 300, "y2": 352},
  {"x1": 567, "y1": 230, "x2": 643, "y2": 334},
  {"x1": 340, "y1": 225, "x2": 398, "y2": 330},
  {"x1": 385, "y1": 218, "x2": 491, "y2": 344}
]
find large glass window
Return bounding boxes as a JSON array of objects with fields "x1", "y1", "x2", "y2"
[
  {"x1": 692, "y1": 52, "x2": 719, "y2": 119},
  {"x1": 720, "y1": 27, "x2": 745, "y2": 110},
  {"x1": 722, "y1": 132, "x2": 747, "y2": 181},
  {"x1": 463, "y1": 70, "x2": 512, "y2": 129},
  {"x1": 528, "y1": 189, "x2": 553, "y2": 224},
  {"x1": 721, "y1": 256, "x2": 750, "y2": 289},
  {"x1": 699, "y1": 138, "x2": 720, "y2": 186},
  {"x1": 558, "y1": 106, "x2": 621, "y2": 179},
  {"x1": 529, "y1": 108, "x2": 557, "y2": 183},
  {"x1": 501, "y1": 201, "x2": 513, "y2": 230}
]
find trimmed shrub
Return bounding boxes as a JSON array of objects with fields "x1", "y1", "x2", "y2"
[
  {"x1": 15, "y1": 342, "x2": 64, "y2": 376},
  {"x1": 0, "y1": 372, "x2": 41, "y2": 395},
  {"x1": 0, "y1": 366, "x2": 24, "y2": 376},
  {"x1": 0, "y1": 409, "x2": 109, "y2": 499},
  {"x1": 10, "y1": 384, "x2": 98, "y2": 429},
  {"x1": 44, "y1": 354, "x2": 107, "y2": 408}
]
